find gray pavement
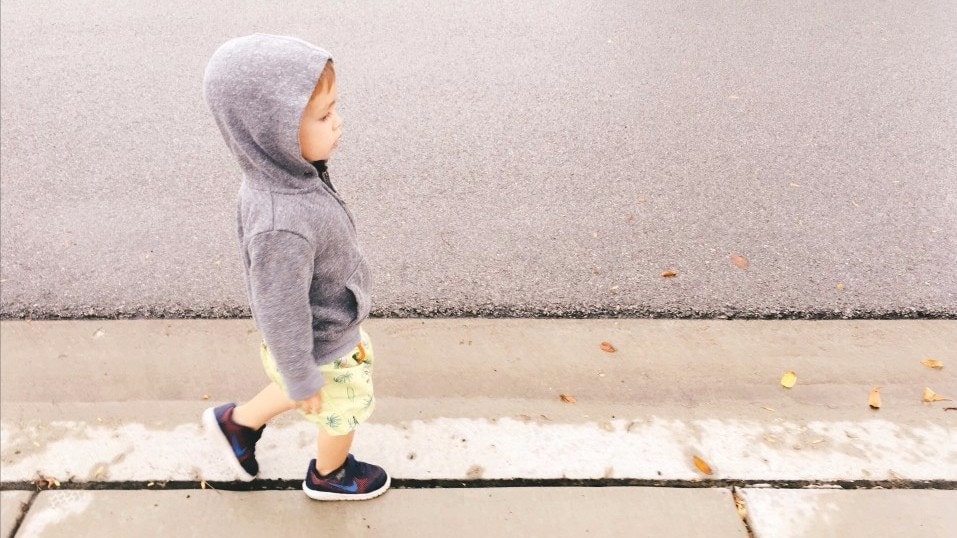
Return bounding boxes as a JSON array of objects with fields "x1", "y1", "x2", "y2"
[
  {"x1": 2, "y1": 0, "x2": 955, "y2": 319},
  {"x1": 1, "y1": 319, "x2": 955, "y2": 536},
  {"x1": 11, "y1": 488, "x2": 750, "y2": 537}
]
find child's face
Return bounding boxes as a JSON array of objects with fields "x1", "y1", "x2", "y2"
[{"x1": 298, "y1": 81, "x2": 340, "y2": 161}]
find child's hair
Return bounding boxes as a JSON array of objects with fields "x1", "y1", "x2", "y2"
[{"x1": 311, "y1": 60, "x2": 336, "y2": 99}]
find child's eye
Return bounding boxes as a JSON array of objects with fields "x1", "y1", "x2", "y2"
[{"x1": 320, "y1": 113, "x2": 330, "y2": 121}]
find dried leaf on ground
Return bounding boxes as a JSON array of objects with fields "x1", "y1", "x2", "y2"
[
  {"x1": 35, "y1": 476, "x2": 60, "y2": 489},
  {"x1": 600, "y1": 341, "x2": 617, "y2": 353},
  {"x1": 869, "y1": 386, "x2": 882, "y2": 409},
  {"x1": 922, "y1": 387, "x2": 952, "y2": 403},
  {"x1": 560, "y1": 393, "x2": 577, "y2": 404},
  {"x1": 661, "y1": 269, "x2": 678, "y2": 278},
  {"x1": 93, "y1": 466, "x2": 105, "y2": 479},
  {"x1": 730, "y1": 254, "x2": 749, "y2": 269},
  {"x1": 921, "y1": 359, "x2": 944, "y2": 369},
  {"x1": 836, "y1": 282, "x2": 846, "y2": 290},
  {"x1": 692, "y1": 455, "x2": 713, "y2": 475},
  {"x1": 780, "y1": 371, "x2": 797, "y2": 388}
]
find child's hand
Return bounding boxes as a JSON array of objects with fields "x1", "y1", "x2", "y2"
[{"x1": 297, "y1": 390, "x2": 323, "y2": 414}]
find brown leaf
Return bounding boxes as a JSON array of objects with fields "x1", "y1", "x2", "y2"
[
  {"x1": 661, "y1": 269, "x2": 678, "y2": 278},
  {"x1": 560, "y1": 393, "x2": 577, "y2": 404},
  {"x1": 692, "y1": 455, "x2": 713, "y2": 475},
  {"x1": 868, "y1": 386, "x2": 882, "y2": 409},
  {"x1": 921, "y1": 359, "x2": 943, "y2": 369},
  {"x1": 35, "y1": 476, "x2": 61, "y2": 489},
  {"x1": 730, "y1": 254, "x2": 749, "y2": 269},
  {"x1": 922, "y1": 387, "x2": 952, "y2": 403},
  {"x1": 600, "y1": 341, "x2": 617, "y2": 353},
  {"x1": 780, "y1": 371, "x2": 797, "y2": 388}
]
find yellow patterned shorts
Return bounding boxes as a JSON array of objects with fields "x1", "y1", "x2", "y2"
[{"x1": 260, "y1": 328, "x2": 376, "y2": 436}]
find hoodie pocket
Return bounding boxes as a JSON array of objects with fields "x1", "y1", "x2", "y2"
[{"x1": 345, "y1": 263, "x2": 372, "y2": 324}]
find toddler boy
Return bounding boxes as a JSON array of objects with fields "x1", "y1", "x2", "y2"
[{"x1": 201, "y1": 33, "x2": 389, "y2": 500}]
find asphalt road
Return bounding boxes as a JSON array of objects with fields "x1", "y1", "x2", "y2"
[{"x1": 1, "y1": 1, "x2": 955, "y2": 319}]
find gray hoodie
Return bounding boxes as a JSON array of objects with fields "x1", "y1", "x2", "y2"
[{"x1": 203, "y1": 34, "x2": 371, "y2": 400}]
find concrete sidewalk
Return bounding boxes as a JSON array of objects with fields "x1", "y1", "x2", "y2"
[{"x1": 2, "y1": 319, "x2": 956, "y2": 536}]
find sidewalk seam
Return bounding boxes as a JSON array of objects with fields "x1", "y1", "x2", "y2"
[
  {"x1": 7, "y1": 490, "x2": 38, "y2": 538},
  {"x1": 731, "y1": 487, "x2": 755, "y2": 538},
  {"x1": 3, "y1": 478, "x2": 956, "y2": 492}
]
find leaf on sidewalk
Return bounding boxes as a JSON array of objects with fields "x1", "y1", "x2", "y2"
[
  {"x1": 661, "y1": 269, "x2": 678, "y2": 278},
  {"x1": 692, "y1": 455, "x2": 713, "y2": 476},
  {"x1": 560, "y1": 393, "x2": 577, "y2": 404},
  {"x1": 868, "y1": 386, "x2": 882, "y2": 409},
  {"x1": 921, "y1": 359, "x2": 943, "y2": 369},
  {"x1": 35, "y1": 476, "x2": 60, "y2": 489},
  {"x1": 730, "y1": 254, "x2": 749, "y2": 269},
  {"x1": 600, "y1": 341, "x2": 617, "y2": 353},
  {"x1": 922, "y1": 387, "x2": 952, "y2": 402},
  {"x1": 780, "y1": 371, "x2": 797, "y2": 388}
]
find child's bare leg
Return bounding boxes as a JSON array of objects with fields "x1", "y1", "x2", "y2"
[
  {"x1": 316, "y1": 429, "x2": 355, "y2": 475},
  {"x1": 232, "y1": 383, "x2": 296, "y2": 429}
]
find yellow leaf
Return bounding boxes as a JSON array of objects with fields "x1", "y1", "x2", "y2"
[
  {"x1": 869, "y1": 386, "x2": 882, "y2": 409},
  {"x1": 692, "y1": 455, "x2": 713, "y2": 475},
  {"x1": 560, "y1": 393, "x2": 576, "y2": 404},
  {"x1": 93, "y1": 466, "x2": 105, "y2": 479},
  {"x1": 661, "y1": 269, "x2": 677, "y2": 278},
  {"x1": 600, "y1": 341, "x2": 617, "y2": 353},
  {"x1": 921, "y1": 359, "x2": 943, "y2": 369},
  {"x1": 202, "y1": 394, "x2": 210, "y2": 400},
  {"x1": 780, "y1": 371, "x2": 797, "y2": 388},
  {"x1": 922, "y1": 387, "x2": 952, "y2": 403},
  {"x1": 730, "y1": 254, "x2": 749, "y2": 269}
]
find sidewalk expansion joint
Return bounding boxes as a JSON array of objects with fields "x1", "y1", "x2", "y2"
[
  {"x1": 2, "y1": 478, "x2": 956, "y2": 492},
  {"x1": 7, "y1": 489, "x2": 39, "y2": 537},
  {"x1": 3, "y1": 308, "x2": 956, "y2": 320}
]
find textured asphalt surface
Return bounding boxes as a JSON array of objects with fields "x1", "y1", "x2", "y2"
[{"x1": 1, "y1": 1, "x2": 955, "y2": 319}]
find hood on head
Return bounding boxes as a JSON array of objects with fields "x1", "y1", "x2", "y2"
[{"x1": 204, "y1": 33, "x2": 331, "y2": 192}]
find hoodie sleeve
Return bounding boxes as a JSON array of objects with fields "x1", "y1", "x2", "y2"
[{"x1": 246, "y1": 230, "x2": 321, "y2": 400}]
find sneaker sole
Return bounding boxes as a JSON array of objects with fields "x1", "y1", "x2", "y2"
[
  {"x1": 201, "y1": 407, "x2": 256, "y2": 482},
  {"x1": 301, "y1": 474, "x2": 391, "y2": 501}
]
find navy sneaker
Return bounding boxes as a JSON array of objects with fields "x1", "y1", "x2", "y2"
[
  {"x1": 202, "y1": 403, "x2": 264, "y2": 481},
  {"x1": 302, "y1": 454, "x2": 391, "y2": 501}
]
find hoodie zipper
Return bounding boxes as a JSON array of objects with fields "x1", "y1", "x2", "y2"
[{"x1": 319, "y1": 169, "x2": 358, "y2": 232}]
